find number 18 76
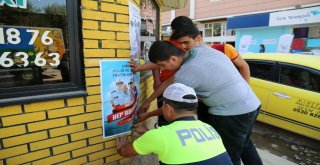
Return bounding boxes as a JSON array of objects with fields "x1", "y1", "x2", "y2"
[{"x1": 0, "y1": 27, "x2": 53, "y2": 45}]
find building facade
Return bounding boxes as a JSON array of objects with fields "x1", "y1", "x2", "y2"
[
  {"x1": 0, "y1": 0, "x2": 181, "y2": 164},
  {"x1": 162, "y1": 0, "x2": 320, "y2": 53}
]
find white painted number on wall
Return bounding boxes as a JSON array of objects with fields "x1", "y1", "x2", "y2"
[
  {"x1": 41, "y1": 31, "x2": 53, "y2": 45},
  {"x1": 6, "y1": 28, "x2": 21, "y2": 44},
  {"x1": 15, "y1": 52, "x2": 29, "y2": 67},
  {"x1": 48, "y1": 53, "x2": 60, "y2": 66},
  {"x1": 0, "y1": 52, "x2": 60, "y2": 67},
  {"x1": 0, "y1": 27, "x2": 53, "y2": 45},
  {"x1": 0, "y1": 28, "x2": 4, "y2": 44},
  {"x1": 0, "y1": 52, "x2": 14, "y2": 67},
  {"x1": 26, "y1": 29, "x2": 39, "y2": 45},
  {"x1": 0, "y1": 27, "x2": 61, "y2": 68}
]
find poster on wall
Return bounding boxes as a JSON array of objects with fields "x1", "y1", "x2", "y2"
[
  {"x1": 140, "y1": 0, "x2": 158, "y2": 61},
  {"x1": 129, "y1": 1, "x2": 141, "y2": 58},
  {"x1": 100, "y1": 60, "x2": 140, "y2": 138},
  {"x1": 277, "y1": 34, "x2": 294, "y2": 53},
  {"x1": 238, "y1": 35, "x2": 252, "y2": 54}
]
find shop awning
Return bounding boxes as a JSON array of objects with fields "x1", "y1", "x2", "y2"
[{"x1": 157, "y1": 0, "x2": 188, "y2": 12}]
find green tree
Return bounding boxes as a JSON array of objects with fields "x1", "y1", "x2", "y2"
[{"x1": 44, "y1": 3, "x2": 66, "y2": 16}]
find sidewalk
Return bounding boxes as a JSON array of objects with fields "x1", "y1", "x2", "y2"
[
  {"x1": 257, "y1": 148, "x2": 297, "y2": 165},
  {"x1": 128, "y1": 148, "x2": 298, "y2": 165}
]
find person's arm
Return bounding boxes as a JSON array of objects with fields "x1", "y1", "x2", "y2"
[
  {"x1": 152, "y1": 68, "x2": 161, "y2": 90},
  {"x1": 117, "y1": 125, "x2": 149, "y2": 157},
  {"x1": 117, "y1": 127, "x2": 163, "y2": 157},
  {"x1": 129, "y1": 59, "x2": 159, "y2": 72},
  {"x1": 224, "y1": 44, "x2": 251, "y2": 83},
  {"x1": 136, "y1": 108, "x2": 163, "y2": 123},
  {"x1": 232, "y1": 55, "x2": 250, "y2": 83},
  {"x1": 138, "y1": 63, "x2": 160, "y2": 71},
  {"x1": 117, "y1": 136, "x2": 139, "y2": 157},
  {"x1": 139, "y1": 76, "x2": 174, "y2": 113},
  {"x1": 132, "y1": 124, "x2": 149, "y2": 134}
]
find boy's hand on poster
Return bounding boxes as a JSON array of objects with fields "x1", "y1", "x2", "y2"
[
  {"x1": 116, "y1": 135, "x2": 129, "y2": 150},
  {"x1": 139, "y1": 101, "x2": 150, "y2": 113},
  {"x1": 135, "y1": 112, "x2": 150, "y2": 124},
  {"x1": 132, "y1": 124, "x2": 148, "y2": 134},
  {"x1": 129, "y1": 59, "x2": 139, "y2": 73}
]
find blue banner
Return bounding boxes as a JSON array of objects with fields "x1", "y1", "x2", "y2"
[{"x1": 227, "y1": 13, "x2": 270, "y2": 29}]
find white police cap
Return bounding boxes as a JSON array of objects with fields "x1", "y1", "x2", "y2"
[{"x1": 163, "y1": 83, "x2": 198, "y2": 103}]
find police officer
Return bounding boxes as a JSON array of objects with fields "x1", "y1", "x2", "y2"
[
  {"x1": 111, "y1": 79, "x2": 127, "y2": 106},
  {"x1": 128, "y1": 77, "x2": 137, "y2": 100},
  {"x1": 116, "y1": 83, "x2": 233, "y2": 165}
]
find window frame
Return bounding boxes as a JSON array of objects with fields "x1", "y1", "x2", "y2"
[
  {"x1": 0, "y1": 0, "x2": 86, "y2": 106},
  {"x1": 204, "y1": 23, "x2": 213, "y2": 37},
  {"x1": 213, "y1": 22, "x2": 222, "y2": 36}
]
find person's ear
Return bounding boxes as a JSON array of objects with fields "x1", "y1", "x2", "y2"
[
  {"x1": 167, "y1": 104, "x2": 175, "y2": 117},
  {"x1": 195, "y1": 35, "x2": 202, "y2": 44},
  {"x1": 170, "y1": 56, "x2": 179, "y2": 63},
  {"x1": 163, "y1": 103, "x2": 174, "y2": 118},
  {"x1": 163, "y1": 103, "x2": 170, "y2": 111}
]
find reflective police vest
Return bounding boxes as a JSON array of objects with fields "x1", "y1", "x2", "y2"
[{"x1": 133, "y1": 117, "x2": 232, "y2": 165}]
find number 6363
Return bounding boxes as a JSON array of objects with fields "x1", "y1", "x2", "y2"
[{"x1": 0, "y1": 52, "x2": 60, "y2": 67}]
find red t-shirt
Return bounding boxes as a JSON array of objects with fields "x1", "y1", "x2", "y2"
[
  {"x1": 212, "y1": 44, "x2": 239, "y2": 61},
  {"x1": 160, "y1": 70, "x2": 174, "y2": 82}
]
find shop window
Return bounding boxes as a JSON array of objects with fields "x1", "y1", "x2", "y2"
[
  {"x1": 308, "y1": 26, "x2": 320, "y2": 38},
  {"x1": 140, "y1": 0, "x2": 159, "y2": 61},
  {"x1": 204, "y1": 23, "x2": 212, "y2": 37},
  {"x1": 226, "y1": 29, "x2": 236, "y2": 36},
  {"x1": 0, "y1": 1, "x2": 85, "y2": 105},
  {"x1": 213, "y1": 23, "x2": 221, "y2": 36},
  {"x1": 205, "y1": 22, "x2": 223, "y2": 37},
  {"x1": 204, "y1": 29, "x2": 212, "y2": 37},
  {"x1": 293, "y1": 27, "x2": 309, "y2": 38},
  {"x1": 161, "y1": 25, "x2": 171, "y2": 37}
]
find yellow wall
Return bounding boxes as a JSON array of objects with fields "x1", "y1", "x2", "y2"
[{"x1": 0, "y1": 0, "x2": 158, "y2": 164}]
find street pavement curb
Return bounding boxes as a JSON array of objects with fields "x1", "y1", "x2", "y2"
[{"x1": 257, "y1": 148, "x2": 297, "y2": 165}]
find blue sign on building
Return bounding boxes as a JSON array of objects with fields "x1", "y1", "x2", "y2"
[{"x1": 227, "y1": 13, "x2": 270, "y2": 29}]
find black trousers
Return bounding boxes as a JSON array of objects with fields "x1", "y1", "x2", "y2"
[{"x1": 198, "y1": 102, "x2": 263, "y2": 165}]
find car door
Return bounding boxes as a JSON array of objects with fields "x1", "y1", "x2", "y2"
[
  {"x1": 267, "y1": 63, "x2": 320, "y2": 140},
  {"x1": 246, "y1": 60, "x2": 277, "y2": 121}
]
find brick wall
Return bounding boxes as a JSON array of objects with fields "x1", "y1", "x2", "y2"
[{"x1": 0, "y1": 0, "x2": 158, "y2": 164}]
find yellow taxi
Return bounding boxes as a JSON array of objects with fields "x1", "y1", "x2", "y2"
[{"x1": 242, "y1": 53, "x2": 320, "y2": 141}]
